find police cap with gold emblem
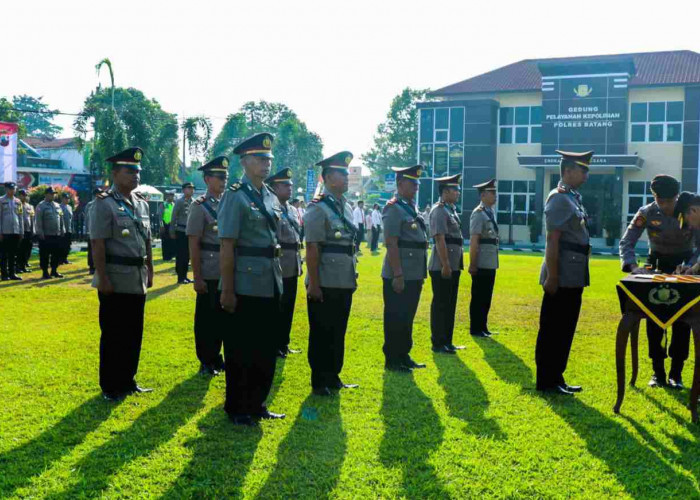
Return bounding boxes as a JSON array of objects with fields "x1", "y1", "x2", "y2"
[
  {"x1": 392, "y1": 164, "x2": 423, "y2": 184},
  {"x1": 233, "y1": 133, "x2": 274, "y2": 158},
  {"x1": 316, "y1": 151, "x2": 353, "y2": 174},
  {"x1": 266, "y1": 167, "x2": 293, "y2": 185},
  {"x1": 106, "y1": 147, "x2": 143, "y2": 171},
  {"x1": 198, "y1": 156, "x2": 229, "y2": 177},
  {"x1": 182, "y1": 182, "x2": 194, "y2": 189},
  {"x1": 473, "y1": 178, "x2": 497, "y2": 192},
  {"x1": 556, "y1": 150, "x2": 593, "y2": 174},
  {"x1": 650, "y1": 174, "x2": 679, "y2": 199},
  {"x1": 435, "y1": 173, "x2": 462, "y2": 188}
]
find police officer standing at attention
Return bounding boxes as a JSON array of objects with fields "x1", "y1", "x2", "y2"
[
  {"x1": 89, "y1": 147, "x2": 154, "y2": 401},
  {"x1": 469, "y1": 179, "x2": 500, "y2": 338},
  {"x1": 16, "y1": 188, "x2": 34, "y2": 274},
  {"x1": 35, "y1": 186, "x2": 65, "y2": 279},
  {"x1": 219, "y1": 133, "x2": 285, "y2": 425},
  {"x1": 304, "y1": 151, "x2": 360, "y2": 396},
  {"x1": 266, "y1": 167, "x2": 303, "y2": 358},
  {"x1": 429, "y1": 174, "x2": 465, "y2": 354},
  {"x1": 187, "y1": 156, "x2": 229, "y2": 376},
  {"x1": 0, "y1": 182, "x2": 24, "y2": 281},
  {"x1": 535, "y1": 150, "x2": 592, "y2": 396},
  {"x1": 619, "y1": 174, "x2": 698, "y2": 388},
  {"x1": 171, "y1": 182, "x2": 194, "y2": 284},
  {"x1": 59, "y1": 192, "x2": 74, "y2": 264},
  {"x1": 382, "y1": 165, "x2": 428, "y2": 372}
]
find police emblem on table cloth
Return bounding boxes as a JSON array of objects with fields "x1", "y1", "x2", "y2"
[{"x1": 649, "y1": 285, "x2": 680, "y2": 305}]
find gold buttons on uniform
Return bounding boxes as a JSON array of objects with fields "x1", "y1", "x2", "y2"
[
  {"x1": 411, "y1": 223, "x2": 417, "y2": 230},
  {"x1": 121, "y1": 229, "x2": 130, "y2": 237},
  {"x1": 334, "y1": 231, "x2": 342, "y2": 239},
  {"x1": 213, "y1": 225, "x2": 218, "y2": 232}
]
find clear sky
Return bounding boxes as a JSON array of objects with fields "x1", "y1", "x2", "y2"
[{"x1": 2, "y1": 0, "x2": 699, "y2": 165}]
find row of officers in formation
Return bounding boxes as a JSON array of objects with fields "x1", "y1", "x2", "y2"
[
  {"x1": 78, "y1": 134, "x2": 700, "y2": 426},
  {"x1": 0, "y1": 185, "x2": 75, "y2": 280}
]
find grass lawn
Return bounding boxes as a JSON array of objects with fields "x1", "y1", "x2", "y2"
[{"x1": 1, "y1": 248, "x2": 700, "y2": 499}]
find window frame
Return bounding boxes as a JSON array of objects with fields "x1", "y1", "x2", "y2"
[
  {"x1": 498, "y1": 106, "x2": 543, "y2": 145},
  {"x1": 496, "y1": 179, "x2": 537, "y2": 225},
  {"x1": 626, "y1": 181, "x2": 654, "y2": 223},
  {"x1": 629, "y1": 101, "x2": 684, "y2": 143}
]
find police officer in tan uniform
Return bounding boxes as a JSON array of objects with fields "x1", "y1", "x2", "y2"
[
  {"x1": 266, "y1": 167, "x2": 303, "y2": 358},
  {"x1": 0, "y1": 182, "x2": 24, "y2": 280},
  {"x1": 619, "y1": 174, "x2": 700, "y2": 388},
  {"x1": 35, "y1": 186, "x2": 65, "y2": 279},
  {"x1": 536, "y1": 150, "x2": 592, "y2": 396},
  {"x1": 382, "y1": 164, "x2": 428, "y2": 372},
  {"x1": 59, "y1": 192, "x2": 74, "y2": 264},
  {"x1": 219, "y1": 133, "x2": 285, "y2": 425},
  {"x1": 304, "y1": 151, "x2": 360, "y2": 396},
  {"x1": 89, "y1": 147, "x2": 154, "y2": 401},
  {"x1": 171, "y1": 182, "x2": 194, "y2": 284},
  {"x1": 16, "y1": 188, "x2": 34, "y2": 274},
  {"x1": 429, "y1": 173, "x2": 465, "y2": 354},
  {"x1": 469, "y1": 179, "x2": 499, "y2": 338},
  {"x1": 188, "y1": 156, "x2": 229, "y2": 376}
]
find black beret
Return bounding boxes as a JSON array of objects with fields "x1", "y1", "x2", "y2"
[{"x1": 650, "y1": 174, "x2": 680, "y2": 199}]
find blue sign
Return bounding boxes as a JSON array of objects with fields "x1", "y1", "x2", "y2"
[{"x1": 305, "y1": 168, "x2": 316, "y2": 201}]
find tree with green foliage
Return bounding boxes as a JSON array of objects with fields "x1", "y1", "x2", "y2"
[
  {"x1": 74, "y1": 87, "x2": 180, "y2": 186},
  {"x1": 211, "y1": 101, "x2": 323, "y2": 187},
  {"x1": 362, "y1": 88, "x2": 433, "y2": 178},
  {"x1": 11, "y1": 95, "x2": 62, "y2": 139},
  {"x1": 182, "y1": 116, "x2": 213, "y2": 164},
  {"x1": 0, "y1": 98, "x2": 27, "y2": 137}
]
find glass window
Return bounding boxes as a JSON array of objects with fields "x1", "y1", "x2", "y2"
[
  {"x1": 667, "y1": 123, "x2": 682, "y2": 142},
  {"x1": 435, "y1": 130, "x2": 448, "y2": 142},
  {"x1": 628, "y1": 181, "x2": 645, "y2": 195},
  {"x1": 631, "y1": 124, "x2": 646, "y2": 142},
  {"x1": 515, "y1": 107, "x2": 530, "y2": 125},
  {"x1": 627, "y1": 181, "x2": 654, "y2": 221},
  {"x1": 528, "y1": 194, "x2": 536, "y2": 210},
  {"x1": 528, "y1": 181, "x2": 536, "y2": 192},
  {"x1": 514, "y1": 194, "x2": 527, "y2": 212},
  {"x1": 513, "y1": 213, "x2": 527, "y2": 225},
  {"x1": 667, "y1": 101, "x2": 684, "y2": 122},
  {"x1": 498, "y1": 194, "x2": 511, "y2": 211},
  {"x1": 631, "y1": 103, "x2": 647, "y2": 123},
  {"x1": 435, "y1": 108, "x2": 449, "y2": 129},
  {"x1": 448, "y1": 143, "x2": 463, "y2": 171},
  {"x1": 648, "y1": 102, "x2": 665, "y2": 122},
  {"x1": 420, "y1": 109, "x2": 433, "y2": 143},
  {"x1": 499, "y1": 127, "x2": 512, "y2": 144},
  {"x1": 419, "y1": 143, "x2": 433, "y2": 171},
  {"x1": 499, "y1": 107, "x2": 514, "y2": 126},
  {"x1": 530, "y1": 106, "x2": 542, "y2": 125},
  {"x1": 530, "y1": 126, "x2": 542, "y2": 143},
  {"x1": 628, "y1": 197, "x2": 643, "y2": 213},
  {"x1": 649, "y1": 124, "x2": 664, "y2": 142},
  {"x1": 433, "y1": 145, "x2": 449, "y2": 176},
  {"x1": 513, "y1": 180, "x2": 528, "y2": 193},
  {"x1": 515, "y1": 127, "x2": 529, "y2": 144},
  {"x1": 499, "y1": 180, "x2": 512, "y2": 192},
  {"x1": 449, "y1": 107, "x2": 464, "y2": 142},
  {"x1": 497, "y1": 212, "x2": 511, "y2": 225}
]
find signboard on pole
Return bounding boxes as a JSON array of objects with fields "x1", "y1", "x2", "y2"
[
  {"x1": 0, "y1": 122, "x2": 19, "y2": 182},
  {"x1": 348, "y1": 166, "x2": 363, "y2": 195},
  {"x1": 384, "y1": 173, "x2": 396, "y2": 192},
  {"x1": 305, "y1": 168, "x2": 316, "y2": 201}
]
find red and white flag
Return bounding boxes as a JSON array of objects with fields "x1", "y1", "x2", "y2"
[{"x1": 0, "y1": 122, "x2": 19, "y2": 183}]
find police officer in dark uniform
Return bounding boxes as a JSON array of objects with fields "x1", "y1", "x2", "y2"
[
  {"x1": 619, "y1": 174, "x2": 700, "y2": 388},
  {"x1": 0, "y1": 182, "x2": 24, "y2": 281},
  {"x1": 171, "y1": 182, "x2": 194, "y2": 284},
  {"x1": 187, "y1": 156, "x2": 229, "y2": 376},
  {"x1": 536, "y1": 150, "x2": 592, "y2": 395},
  {"x1": 89, "y1": 147, "x2": 154, "y2": 401},
  {"x1": 304, "y1": 151, "x2": 360, "y2": 396},
  {"x1": 16, "y1": 188, "x2": 34, "y2": 274},
  {"x1": 266, "y1": 167, "x2": 303, "y2": 358},
  {"x1": 35, "y1": 186, "x2": 65, "y2": 279},
  {"x1": 429, "y1": 174, "x2": 465, "y2": 354},
  {"x1": 381, "y1": 165, "x2": 428, "y2": 372},
  {"x1": 219, "y1": 133, "x2": 285, "y2": 425},
  {"x1": 469, "y1": 179, "x2": 499, "y2": 337}
]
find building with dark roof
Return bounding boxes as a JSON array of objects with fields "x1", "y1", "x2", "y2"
[{"x1": 416, "y1": 50, "x2": 700, "y2": 245}]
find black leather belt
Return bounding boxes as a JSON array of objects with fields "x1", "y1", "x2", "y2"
[
  {"x1": 320, "y1": 244, "x2": 354, "y2": 256},
  {"x1": 280, "y1": 242, "x2": 301, "y2": 251},
  {"x1": 237, "y1": 245, "x2": 282, "y2": 258},
  {"x1": 200, "y1": 242, "x2": 220, "y2": 252},
  {"x1": 106, "y1": 255, "x2": 146, "y2": 266},
  {"x1": 560, "y1": 240, "x2": 591, "y2": 255},
  {"x1": 480, "y1": 238, "x2": 499, "y2": 245},
  {"x1": 398, "y1": 240, "x2": 429, "y2": 249},
  {"x1": 444, "y1": 236, "x2": 464, "y2": 246}
]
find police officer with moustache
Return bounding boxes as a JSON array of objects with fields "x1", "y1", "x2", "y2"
[
  {"x1": 89, "y1": 147, "x2": 154, "y2": 401},
  {"x1": 469, "y1": 179, "x2": 500, "y2": 338},
  {"x1": 304, "y1": 151, "x2": 360, "y2": 396},
  {"x1": 171, "y1": 182, "x2": 194, "y2": 284},
  {"x1": 0, "y1": 182, "x2": 24, "y2": 281},
  {"x1": 35, "y1": 186, "x2": 65, "y2": 279},
  {"x1": 536, "y1": 150, "x2": 592, "y2": 396},
  {"x1": 619, "y1": 174, "x2": 700, "y2": 389},
  {"x1": 429, "y1": 174, "x2": 465, "y2": 354},
  {"x1": 16, "y1": 188, "x2": 34, "y2": 274},
  {"x1": 382, "y1": 165, "x2": 428, "y2": 372},
  {"x1": 188, "y1": 156, "x2": 229, "y2": 376},
  {"x1": 266, "y1": 167, "x2": 303, "y2": 358},
  {"x1": 219, "y1": 133, "x2": 285, "y2": 425}
]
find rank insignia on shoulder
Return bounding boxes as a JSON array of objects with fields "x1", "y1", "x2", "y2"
[
  {"x1": 387, "y1": 198, "x2": 398, "y2": 205},
  {"x1": 194, "y1": 195, "x2": 206, "y2": 205},
  {"x1": 229, "y1": 183, "x2": 242, "y2": 191},
  {"x1": 311, "y1": 194, "x2": 325, "y2": 203},
  {"x1": 96, "y1": 191, "x2": 110, "y2": 200},
  {"x1": 650, "y1": 220, "x2": 662, "y2": 227},
  {"x1": 632, "y1": 214, "x2": 646, "y2": 228}
]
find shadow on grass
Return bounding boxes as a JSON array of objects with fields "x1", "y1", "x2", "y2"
[
  {"x1": 0, "y1": 396, "x2": 115, "y2": 497},
  {"x1": 147, "y1": 282, "x2": 183, "y2": 301},
  {"x1": 255, "y1": 393, "x2": 345, "y2": 498},
  {"x1": 434, "y1": 352, "x2": 506, "y2": 440},
  {"x1": 47, "y1": 374, "x2": 210, "y2": 499},
  {"x1": 379, "y1": 370, "x2": 449, "y2": 498},
  {"x1": 480, "y1": 339, "x2": 699, "y2": 496}
]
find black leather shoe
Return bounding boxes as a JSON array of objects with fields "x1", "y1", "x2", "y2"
[
  {"x1": 41, "y1": 273, "x2": 52, "y2": 280},
  {"x1": 130, "y1": 385, "x2": 154, "y2": 394},
  {"x1": 102, "y1": 391, "x2": 126, "y2": 402},
  {"x1": 470, "y1": 331, "x2": 491, "y2": 338},
  {"x1": 229, "y1": 414, "x2": 257, "y2": 426},
  {"x1": 405, "y1": 358, "x2": 426, "y2": 369},
  {"x1": 385, "y1": 362, "x2": 413, "y2": 373},
  {"x1": 537, "y1": 385, "x2": 574, "y2": 395},
  {"x1": 334, "y1": 381, "x2": 359, "y2": 390},
  {"x1": 564, "y1": 385, "x2": 583, "y2": 393},
  {"x1": 15, "y1": 269, "x2": 24, "y2": 274},
  {"x1": 485, "y1": 330, "x2": 498, "y2": 335},
  {"x1": 257, "y1": 410, "x2": 286, "y2": 420},
  {"x1": 432, "y1": 345, "x2": 456, "y2": 354},
  {"x1": 668, "y1": 377, "x2": 685, "y2": 390},
  {"x1": 9, "y1": 275, "x2": 22, "y2": 281},
  {"x1": 1, "y1": 276, "x2": 9, "y2": 281},
  {"x1": 312, "y1": 387, "x2": 333, "y2": 396},
  {"x1": 199, "y1": 364, "x2": 219, "y2": 376},
  {"x1": 448, "y1": 344, "x2": 466, "y2": 349},
  {"x1": 648, "y1": 374, "x2": 666, "y2": 388},
  {"x1": 51, "y1": 272, "x2": 64, "y2": 278},
  {"x1": 287, "y1": 348, "x2": 302, "y2": 354}
]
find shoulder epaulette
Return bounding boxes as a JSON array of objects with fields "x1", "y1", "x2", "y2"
[
  {"x1": 474, "y1": 205, "x2": 483, "y2": 211},
  {"x1": 387, "y1": 197, "x2": 398, "y2": 206},
  {"x1": 229, "y1": 182, "x2": 242, "y2": 192},
  {"x1": 96, "y1": 191, "x2": 111, "y2": 200},
  {"x1": 194, "y1": 194, "x2": 206, "y2": 205},
  {"x1": 557, "y1": 186, "x2": 568, "y2": 194},
  {"x1": 134, "y1": 192, "x2": 146, "y2": 201},
  {"x1": 310, "y1": 194, "x2": 326, "y2": 204}
]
